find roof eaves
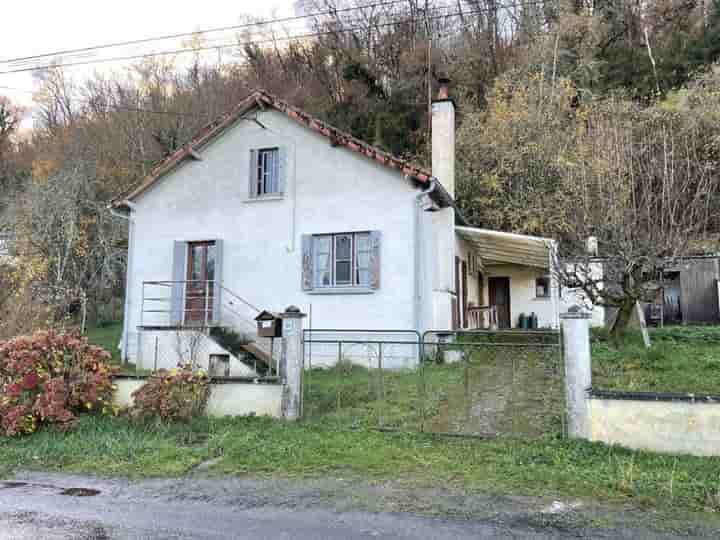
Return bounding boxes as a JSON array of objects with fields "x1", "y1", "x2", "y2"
[{"x1": 112, "y1": 89, "x2": 435, "y2": 207}]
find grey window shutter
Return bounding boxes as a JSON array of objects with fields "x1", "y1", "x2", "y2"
[
  {"x1": 369, "y1": 231, "x2": 382, "y2": 290},
  {"x1": 301, "y1": 234, "x2": 314, "y2": 291},
  {"x1": 212, "y1": 239, "x2": 223, "y2": 324},
  {"x1": 277, "y1": 146, "x2": 288, "y2": 194},
  {"x1": 170, "y1": 241, "x2": 186, "y2": 325},
  {"x1": 249, "y1": 149, "x2": 258, "y2": 197}
]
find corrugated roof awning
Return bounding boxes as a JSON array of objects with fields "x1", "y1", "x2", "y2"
[{"x1": 456, "y1": 226, "x2": 555, "y2": 269}]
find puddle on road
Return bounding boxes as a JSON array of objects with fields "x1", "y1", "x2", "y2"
[
  {"x1": 0, "y1": 481, "x2": 102, "y2": 497},
  {"x1": 59, "y1": 487, "x2": 101, "y2": 497}
]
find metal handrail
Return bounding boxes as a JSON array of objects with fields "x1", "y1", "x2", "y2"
[
  {"x1": 220, "y1": 284, "x2": 261, "y2": 314},
  {"x1": 141, "y1": 280, "x2": 260, "y2": 326}
]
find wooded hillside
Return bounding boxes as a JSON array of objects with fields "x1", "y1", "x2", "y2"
[{"x1": 2, "y1": 0, "x2": 720, "y2": 334}]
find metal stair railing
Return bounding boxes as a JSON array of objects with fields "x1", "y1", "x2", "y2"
[{"x1": 140, "y1": 280, "x2": 275, "y2": 363}]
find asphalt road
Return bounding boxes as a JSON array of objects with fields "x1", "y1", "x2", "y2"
[{"x1": 0, "y1": 473, "x2": 712, "y2": 539}]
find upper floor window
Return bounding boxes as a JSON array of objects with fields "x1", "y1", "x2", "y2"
[{"x1": 249, "y1": 147, "x2": 285, "y2": 198}]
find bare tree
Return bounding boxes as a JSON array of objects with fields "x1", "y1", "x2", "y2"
[{"x1": 555, "y1": 98, "x2": 720, "y2": 335}]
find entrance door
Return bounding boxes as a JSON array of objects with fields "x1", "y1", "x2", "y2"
[
  {"x1": 489, "y1": 277, "x2": 511, "y2": 329},
  {"x1": 185, "y1": 241, "x2": 216, "y2": 324}
]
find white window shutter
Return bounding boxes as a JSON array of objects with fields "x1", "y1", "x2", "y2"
[
  {"x1": 248, "y1": 149, "x2": 258, "y2": 197},
  {"x1": 212, "y1": 239, "x2": 223, "y2": 323},
  {"x1": 278, "y1": 146, "x2": 288, "y2": 194},
  {"x1": 170, "y1": 241, "x2": 186, "y2": 325},
  {"x1": 301, "y1": 234, "x2": 314, "y2": 291},
  {"x1": 369, "y1": 231, "x2": 382, "y2": 290}
]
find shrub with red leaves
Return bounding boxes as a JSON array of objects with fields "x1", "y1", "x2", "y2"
[
  {"x1": 131, "y1": 366, "x2": 210, "y2": 424},
  {"x1": 0, "y1": 330, "x2": 118, "y2": 436}
]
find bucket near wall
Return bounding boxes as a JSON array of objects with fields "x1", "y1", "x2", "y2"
[
  {"x1": 518, "y1": 313, "x2": 528, "y2": 329},
  {"x1": 529, "y1": 312, "x2": 538, "y2": 330}
]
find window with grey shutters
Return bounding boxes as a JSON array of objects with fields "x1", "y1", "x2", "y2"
[
  {"x1": 249, "y1": 147, "x2": 284, "y2": 197},
  {"x1": 301, "y1": 231, "x2": 380, "y2": 291}
]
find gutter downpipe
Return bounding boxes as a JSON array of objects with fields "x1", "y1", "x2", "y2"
[
  {"x1": 414, "y1": 179, "x2": 437, "y2": 339},
  {"x1": 108, "y1": 201, "x2": 136, "y2": 365}
]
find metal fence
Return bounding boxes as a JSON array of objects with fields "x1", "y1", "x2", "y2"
[{"x1": 302, "y1": 329, "x2": 565, "y2": 439}]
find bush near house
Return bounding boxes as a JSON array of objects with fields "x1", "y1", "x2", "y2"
[
  {"x1": 130, "y1": 366, "x2": 210, "y2": 424},
  {"x1": 0, "y1": 330, "x2": 118, "y2": 436}
]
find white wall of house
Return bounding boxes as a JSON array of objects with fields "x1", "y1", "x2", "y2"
[
  {"x1": 136, "y1": 330, "x2": 256, "y2": 375},
  {"x1": 481, "y1": 264, "x2": 558, "y2": 329},
  {"x1": 124, "y1": 109, "x2": 431, "y2": 366}
]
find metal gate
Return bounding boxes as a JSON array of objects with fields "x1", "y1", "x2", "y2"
[{"x1": 302, "y1": 329, "x2": 565, "y2": 439}]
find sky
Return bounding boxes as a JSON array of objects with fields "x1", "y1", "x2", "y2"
[{"x1": 1, "y1": 0, "x2": 297, "y2": 126}]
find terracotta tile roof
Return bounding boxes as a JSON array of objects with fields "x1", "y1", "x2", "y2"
[{"x1": 113, "y1": 89, "x2": 435, "y2": 206}]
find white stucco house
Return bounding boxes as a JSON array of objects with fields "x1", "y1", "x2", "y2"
[{"x1": 111, "y1": 83, "x2": 575, "y2": 373}]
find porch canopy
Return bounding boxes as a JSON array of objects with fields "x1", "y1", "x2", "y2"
[{"x1": 455, "y1": 226, "x2": 554, "y2": 269}]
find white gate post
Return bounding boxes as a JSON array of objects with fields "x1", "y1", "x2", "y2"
[
  {"x1": 279, "y1": 305, "x2": 306, "y2": 421},
  {"x1": 560, "y1": 306, "x2": 592, "y2": 439}
]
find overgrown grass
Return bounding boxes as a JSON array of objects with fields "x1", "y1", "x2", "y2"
[
  {"x1": 592, "y1": 326, "x2": 720, "y2": 394},
  {"x1": 3, "y1": 414, "x2": 720, "y2": 514},
  {"x1": 84, "y1": 321, "x2": 151, "y2": 375},
  {"x1": 0, "y1": 415, "x2": 207, "y2": 478},
  {"x1": 84, "y1": 322, "x2": 123, "y2": 364},
  {"x1": 5, "y1": 323, "x2": 716, "y2": 515},
  {"x1": 304, "y1": 351, "x2": 563, "y2": 437}
]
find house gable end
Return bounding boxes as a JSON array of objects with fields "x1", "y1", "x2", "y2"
[{"x1": 113, "y1": 90, "x2": 437, "y2": 209}]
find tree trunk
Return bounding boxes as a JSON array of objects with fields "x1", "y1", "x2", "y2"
[{"x1": 610, "y1": 299, "x2": 635, "y2": 339}]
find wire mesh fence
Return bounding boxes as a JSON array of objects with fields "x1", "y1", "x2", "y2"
[{"x1": 303, "y1": 329, "x2": 566, "y2": 439}]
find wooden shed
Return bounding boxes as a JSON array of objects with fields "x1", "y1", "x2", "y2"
[{"x1": 662, "y1": 257, "x2": 720, "y2": 325}]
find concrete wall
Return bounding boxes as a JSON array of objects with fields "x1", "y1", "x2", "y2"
[
  {"x1": 125, "y1": 109, "x2": 431, "y2": 364},
  {"x1": 135, "y1": 330, "x2": 257, "y2": 375},
  {"x1": 113, "y1": 377, "x2": 283, "y2": 418},
  {"x1": 589, "y1": 396, "x2": 720, "y2": 457}
]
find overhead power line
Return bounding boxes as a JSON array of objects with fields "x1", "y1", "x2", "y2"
[
  {"x1": 0, "y1": 2, "x2": 545, "y2": 77},
  {"x1": 0, "y1": 0, "x2": 412, "y2": 66}
]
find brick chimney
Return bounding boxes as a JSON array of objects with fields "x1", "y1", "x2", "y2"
[{"x1": 431, "y1": 77, "x2": 455, "y2": 198}]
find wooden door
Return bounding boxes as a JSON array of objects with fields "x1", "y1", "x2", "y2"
[
  {"x1": 489, "y1": 277, "x2": 511, "y2": 329},
  {"x1": 185, "y1": 241, "x2": 216, "y2": 324}
]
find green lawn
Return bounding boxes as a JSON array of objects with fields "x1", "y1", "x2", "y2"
[
  {"x1": 592, "y1": 326, "x2": 720, "y2": 394},
  {"x1": 84, "y1": 322, "x2": 123, "y2": 364},
  {"x1": 2, "y1": 414, "x2": 720, "y2": 515},
  {"x1": 10, "y1": 321, "x2": 707, "y2": 516}
]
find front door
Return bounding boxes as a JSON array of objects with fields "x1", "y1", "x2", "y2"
[
  {"x1": 185, "y1": 241, "x2": 216, "y2": 324},
  {"x1": 489, "y1": 277, "x2": 511, "y2": 329}
]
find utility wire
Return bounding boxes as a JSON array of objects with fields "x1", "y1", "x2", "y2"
[
  {"x1": 0, "y1": 3, "x2": 544, "y2": 77},
  {"x1": 0, "y1": 0, "x2": 413, "y2": 66}
]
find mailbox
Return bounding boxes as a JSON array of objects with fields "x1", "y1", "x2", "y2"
[{"x1": 255, "y1": 310, "x2": 282, "y2": 338}]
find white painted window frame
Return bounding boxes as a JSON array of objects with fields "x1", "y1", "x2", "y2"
[
  {"x1": 255, "y1": 147, "x2": 280, "y2": 196},
  {"x1": 313, "y1": 231, "x2": 371, "y2": 289}
]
